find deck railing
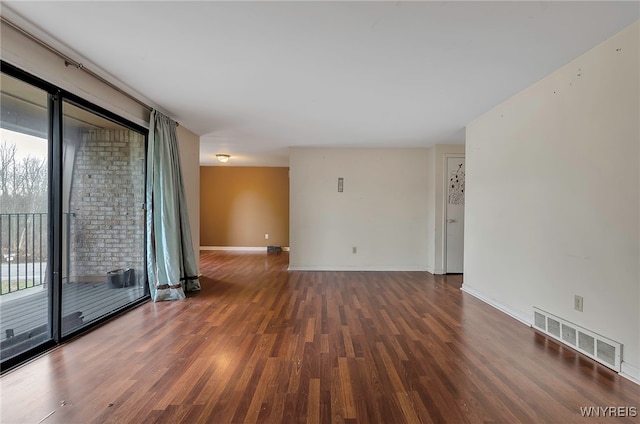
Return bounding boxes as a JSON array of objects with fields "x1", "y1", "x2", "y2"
[{"x1": 0, "y1": 213, "x2": 47, "y2": 295}]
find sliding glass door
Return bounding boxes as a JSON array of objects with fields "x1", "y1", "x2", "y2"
[
  {"x1": 0, "y1": 72, "x2": 51, "y2": 362},
  {"x1": 0, "y1": 63, "x2": 149, "y2": 369},
  {"x1": 60, "y1": 101, "x2": 147, "y2": 336}
]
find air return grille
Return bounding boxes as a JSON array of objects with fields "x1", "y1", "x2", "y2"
[{"x1": 533, "y1": 307, "x2": 622, "y2": 372}]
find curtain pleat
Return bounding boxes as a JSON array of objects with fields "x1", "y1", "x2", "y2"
[{"x1": 146, "y1": 110, "x2": 200, "y2": 301}]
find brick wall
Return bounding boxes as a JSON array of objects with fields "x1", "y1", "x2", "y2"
[{"x1": 68, "y1": 129, "x2": 145, "y2": 282}]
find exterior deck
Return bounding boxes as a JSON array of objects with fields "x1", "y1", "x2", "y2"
[{"x1": 0, "y1": 280, "x2": 146, "y2": 359}]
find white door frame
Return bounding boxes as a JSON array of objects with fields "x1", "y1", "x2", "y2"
[{"x1": 442, "y1": 154, "x2": 465, "y2": 273}]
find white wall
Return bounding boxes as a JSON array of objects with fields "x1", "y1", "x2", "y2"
[
  {"x1": 464, "y1": 21, "x2": 639, "y2": 380},
  {"x1": 289, "y1": 147, "x2": 429, "y2": 271},
  {"x1": 177, "y1": 126, "x2": 201, "y2": 259},
  {"x1": 425, "y1": 147, "x2": 437, "y2": 272}
]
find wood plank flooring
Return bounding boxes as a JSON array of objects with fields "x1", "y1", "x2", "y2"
[{"x1": 0, "y1": 250, "x2": 638, "y2": 423}]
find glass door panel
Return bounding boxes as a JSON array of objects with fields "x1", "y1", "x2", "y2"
[
  {"x1": 61, "y1": 101, "x2": 146, "y2": 336},
  {"x1": 0, "y1": 73, "x2": 50, "y2": 361}
]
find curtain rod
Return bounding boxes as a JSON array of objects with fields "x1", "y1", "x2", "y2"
[{"x1": 1, "y1": 15, "x2": 161, "y2": 117}]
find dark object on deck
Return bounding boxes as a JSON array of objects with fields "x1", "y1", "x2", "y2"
[
  {"x1": 267, "y1": 246, "x2": 282, "y2": 254},
  {"x1": 62, "y1": 311, "x2": 84, "y2": 330},
  {"x1": 107, "y1": 268, "x2": 136, "y2": 288}
]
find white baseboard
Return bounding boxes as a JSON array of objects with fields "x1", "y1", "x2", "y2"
[
  {"x1": 425, "y1": 266, "x2": 445, "y2": 275},
  {"x1": 200, "y1": 246, "x2": 266, "y2": 251},
  {"x1": 461, "y1": 283, "x2": 532, "y2": 327},
  {"x1": 620, "y1": 362, "x2": 640, "y2": 385},
  {"x1": 288, "y1": 265, "x2": 428, "y2": 271}
]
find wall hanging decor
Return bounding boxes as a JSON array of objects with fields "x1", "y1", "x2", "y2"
[{"x1": 448, "y1": 163, "x2": 465, "y2": 205}]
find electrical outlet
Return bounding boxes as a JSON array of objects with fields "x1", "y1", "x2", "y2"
[
  {"x1": 574, "y1": 295, "x2": 583, "y2": 312},
  {"x1": 352, "y1": 247, "x2": 357, "y2": 254},
  {"x1": 265, "y1": 233, "x2": 269, "y2": 240}
]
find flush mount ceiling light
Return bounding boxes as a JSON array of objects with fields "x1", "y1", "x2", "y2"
[{"x1": 216, "y1": 154, "x2": 230, "y2": 163}]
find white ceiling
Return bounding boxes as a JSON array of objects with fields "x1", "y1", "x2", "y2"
[{"x1": 2, "y1": 1, "x2": 638, "y2": 166}]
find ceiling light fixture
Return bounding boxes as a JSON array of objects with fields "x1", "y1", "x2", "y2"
[{"x1": 216, "y1": 154, "x2": 230, "y2": 163}]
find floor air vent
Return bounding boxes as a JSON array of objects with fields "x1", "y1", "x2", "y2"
[{"x1": 533, "y1": 307, "x2": 622, "y2": 372}]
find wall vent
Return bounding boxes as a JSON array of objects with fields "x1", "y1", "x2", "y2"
[{"x1": 533, "y1": 307, "x2": 622, "y2": 372}]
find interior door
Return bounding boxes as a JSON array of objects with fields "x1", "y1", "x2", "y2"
[{"x1": 445, "y1": 156, "x2": 465, "y2": 273}]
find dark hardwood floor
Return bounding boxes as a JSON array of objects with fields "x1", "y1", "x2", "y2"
[{"x1": 1, "y1": 250, "x2": 638, "y2": 423}]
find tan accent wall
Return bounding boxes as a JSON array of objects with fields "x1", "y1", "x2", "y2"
[{"x1": 200, "y1": 167, "x2": 289, "y2": 247}]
